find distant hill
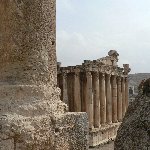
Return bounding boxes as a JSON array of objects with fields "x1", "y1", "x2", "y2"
[{"x1": 128, "y1": 73, "x2": 150, "y2": 93}]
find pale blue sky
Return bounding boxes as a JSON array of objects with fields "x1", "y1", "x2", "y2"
[{"x1": 56, "y1": 0, "x2": 150, "y2": 73}]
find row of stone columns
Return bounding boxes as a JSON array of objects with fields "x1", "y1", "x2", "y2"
[{"x1": 57, "y1": 71, "x2": 129, "y2": 129}]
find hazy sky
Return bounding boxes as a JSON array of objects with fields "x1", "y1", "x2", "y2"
[{"x1": 56, "y1": 0, "x2": 150, "y2": 73}]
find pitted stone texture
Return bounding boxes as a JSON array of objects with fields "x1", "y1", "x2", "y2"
[
  {"x1": 0, "y1": 139, "x2": 14, "y2": 150},
  {"x1": 0, "y1": 0, "x2": 88, "y2": 149},
  {"x1": 0, "y1": 0, "x2": 56, "y2": 85},
  {"x1": 114, "y1": 94, "x2": 150, "y2": 150},
  {"x1": 55, "y1": 113, "x2": 89, "y2": 150},
  {"x1": 0, "y1": 85, "x2": 67, "y2": 115}
]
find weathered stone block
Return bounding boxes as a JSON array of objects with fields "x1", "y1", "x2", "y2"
[{"x1": 55, "y1": 112, "x2": 89, "y2": 150}]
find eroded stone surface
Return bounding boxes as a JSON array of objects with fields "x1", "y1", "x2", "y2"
[
  {"x1": 0, "y1": 0, "x2": 88, "y2": 149},
  {"x1": 55, "y1": 113, "x2": 89, "y2": 150},
  {"x1": 114, "y1": 79, "x2": 150, "y2": 150}
]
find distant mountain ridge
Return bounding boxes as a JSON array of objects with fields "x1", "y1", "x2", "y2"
[{"x1": 128, "y1": 73, "x2": 150, "y2": 93}]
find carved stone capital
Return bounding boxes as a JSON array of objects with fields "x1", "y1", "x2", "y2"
[
  {"x1": 117, "y1": 76, "x2": 122, "y2": 83},
  {"x1": 62, "y1": 72, "x2": 68, "y2": 79},
  {"x1": 92, "y1": 71, "x2": 99, "y2": 80},
  {"x1": 74, "y1": 71, "x2": 80, "y2": 77},
  {"x1": 101, "y1": 73, "x2": 105, "y2": 80},
  {"x1": 106, "y1": 73, "x2": 111, "y2": 79},
  {"x1": 86, "y1": 71, "x2": 92, "y2": 77}
]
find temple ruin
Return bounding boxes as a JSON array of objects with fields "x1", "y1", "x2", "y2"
[
  {"x1": 57, "y1": 50, "x2": 131, "y2": 147},
  {"x1": 0, "y1": 0, "x2": 132, "y2": 149},
  {"x1": 0, "y1": 0, "x2": 88, "y2": 150}
]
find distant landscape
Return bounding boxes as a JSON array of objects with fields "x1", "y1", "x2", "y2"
[{"x1": 129, "y1": 73, "x2": 150, "y2": 93}]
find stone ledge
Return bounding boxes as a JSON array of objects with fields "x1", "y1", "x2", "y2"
[{"x1": 89, "y1": 123, "x2": 121, "y2": 147}]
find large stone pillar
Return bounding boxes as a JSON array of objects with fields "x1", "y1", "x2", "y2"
[
  {"x1": 67, "y1": 72, "x2": 81, "y2": 112},
  {"x1": 117, "y1": 76, "x2": 122, "y2": 121},
  {"x1": 92, "y1": 72, "x2": 100, "y2": 128},
  {"x1": 125, "y1": 77, "x2": 129, "y2": 110},
  {"x1": 111, "y1": 75, "x2": 118, "y2": 123},
  {"x1": 58, "y1": 72, "x2": 69, "y2": 105},
  {"x1": 67, "y1": 73, "x2": 74, "y2": 111},
  {"x1": 74, "y1": 71, "x2": 81, "y2": 112},
  {"x1": 100, "y1": 73, "x2": 106, "y2": 125},
  {"x1": 0, "y1": 1, "x2": 88, "y2": 149},
  {"x1": 121, "y1": 77, "x2": 126, "y2": 117},
  {"x1": 82, "y1": 71, "x2": 93, "y2": 129},
  {"x1": 105, "y1": 74, "x2": 112, "y2": 124}
]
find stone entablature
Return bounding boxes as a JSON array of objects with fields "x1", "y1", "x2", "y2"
[
  {"x1": 58, "y1": 58, "x2": 130, "y2": 78},
  {"x1": 57, "y1": 50, "x2": 131, "y2": 147}
]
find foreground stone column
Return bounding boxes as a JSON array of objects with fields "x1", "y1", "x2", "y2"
[
  {"x1": 92, "y1": 72, "x2": 100, "y2": 128},
  {"x1": 125, "y1": 77, "x2": 129, "y2": 110},
  {"x1": 105, "y1": 74, "x2": 112, "y2": 124},
  {"x1": 117, "y1": 76, "x2": 122, "y2": 121},
  {"x1": 100, "y1": 73, "x2": 106, "y2": 125},
  {"x1": 0, "y1": 1, "x2": 88, "y2": 149},
  {"x1": 122, "y1": 77, "x2": 126, "y2": 117},
  {"x1": 111, "y1": 75, "x2": 118, "y2": 123}
]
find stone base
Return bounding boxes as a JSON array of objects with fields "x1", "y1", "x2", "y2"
[
  {"x1": 0, "y1": 112, "x2": 89, "y2": 150},
  {"x1": 0, "y1": 85, "x2": 89, "y2": 150},
  {"x1": 89, "y1": 123, "x2": 121, "y2": 147}
]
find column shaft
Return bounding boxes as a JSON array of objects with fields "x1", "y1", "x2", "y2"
[
  {"x1": 63, "y1": 73, "x2": 69, "y2": 105},
  {"x1": 111, "y1": 75, "x2": 118, "y2": 123},
  {"x1": 106, "y1": 74, "x2": 112, "y2": 124},
  {"x1": 100, "y1": 73, "x2": 106, "y2": 125},
  {"x1": 122, "y1": 77, "x2": 126, "y2": 117},
  {"x1": 74, "y1": 72, "x2": 81, "y2": 112},
  {"x1": 82, "y1": 72, "x2": 93, "y2": 128},
  {"x1": 58, "y1": 73, "x2": 68, "y2": 105},
  {"x1": 67, "y1": 73, "x2": 74, "y2": 112},
  {"x1": 125, "y1": 77, "x2": 129, "y2": 111},
  {"x1": 117, "y1": 76, "x2": 122, "y2": 121},
  {"x1": 92, "y1": 72, "x2": 100, "y2": 128}
]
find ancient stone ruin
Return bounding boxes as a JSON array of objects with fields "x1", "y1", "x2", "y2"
[
  {"x1": 57, "y1": 50, "x2": 131, "y2": 147},
  {"x1": 114, "y1": 78, "x2": 150, "y2": 149},
  {"x1": 0, "y1": 0, "x2": 88, "y2": 150}
]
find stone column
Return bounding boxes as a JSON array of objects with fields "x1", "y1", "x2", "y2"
[
  {"x1": 122, "y1": 77, "x2": 126, "y2": 117},
  {"x1": 67, "y1": 73, "x2": 74, "y2": 111},
  {"x1": 92, "y1": 71, "x2": 100, "y2": 128},
  {"x1": 58, "y1": 72, "x2": 69, "y2": 105},
  {"x1": 117, "y1": 76, "x2": 122, "y2": 121},
  {"x1": 125, "y1": 77, "x2": 129, "y2": 110},
  {"x1": 74, "y1": 71, "x2": 81, "y2": 112},
  {"x1": 0, "y1": 1, "x2": 89, "y2": 149},
  {"x1": 67, "y1": 72, "x2": 81, "y2": 112},
  {"x1": 105, "y1": 74, "x2": 112, "y2": 124},
  {"x1": 100, "y1": 73, "x2": 106, "y2": 125},
  {"x1": 111, "y1": 75, "x2": 118, "y2": 123},
  {"x1": 82, "y1": 71, "x2": 93, "y2": 129}
]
